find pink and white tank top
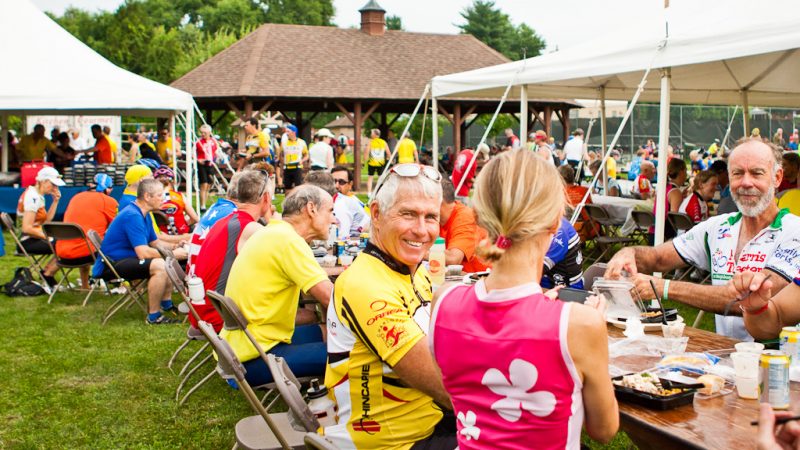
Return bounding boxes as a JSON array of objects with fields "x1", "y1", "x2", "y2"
[{"x1": 431, "y1": 280, "x2": 584, "y2": 450}]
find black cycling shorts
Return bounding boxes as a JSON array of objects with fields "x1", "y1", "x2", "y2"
[
  {"x1": 283, "y1": 167, "x2": 304, "y2": 190},
  {"x1": 367, "y1": 164, "x2": 385, "y2": 176},
  {"x1": 196, "y1": 163, "x2": 212, "y2": 185},
  {"x1": 106, "y1": 257, "x2": 153, "y2": 281}
]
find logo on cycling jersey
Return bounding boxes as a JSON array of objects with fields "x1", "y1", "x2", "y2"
[
  {"x1": 711, "y1": 249, "x2": 732, "y2": 272},
  {"x1": 355, "y1": 364, "x2": 381, "y2": 434},
  {"x1": 717, "y1": 226, "x2": 733, "y2": 240},
  {"x1": 378, "y1": 325, "x2": 406, "y2": 348}
]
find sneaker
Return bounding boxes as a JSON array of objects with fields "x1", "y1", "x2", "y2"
[
  {"x1": 146, "y1": 315, "x2": 181, "y2": 325},
  {"x1": 163, "y1": 304, "x2": 188, "y2": 315}
]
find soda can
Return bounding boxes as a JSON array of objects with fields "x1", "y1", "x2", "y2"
[
  {"x1": 336, "y1": 241, "x2": 345, "y2": 263},
  {"x1": 760, "y1": 350, "x2": 790, "y2": 409},
  {"x1": 780, "y1": 327, "x2": 800, "y2": 365},
  {"x1": 359, "y1": 233, "x2": 369, "y2": 249}
]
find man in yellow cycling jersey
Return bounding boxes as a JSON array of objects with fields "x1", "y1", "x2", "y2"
[
  {"x1": 280, "y1": 124, "x2": 308, "y2": 193},
  {"x1": 325, "y1": 165, "x2": 455, "y2": 449},
  {"x1": 364, "y1": 128, "x2": 390, "y2": 193},
  {"x1": 396, "y1": 131, "x2": 419, "y2": 164}
]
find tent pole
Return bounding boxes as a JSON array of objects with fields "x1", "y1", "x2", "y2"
[
  {"x1": 369, "y1": 84, "x2": 430, "y2": 202},
  {"x1": 520, "y1": 85, "x2": 528, "y2": 142},
  {"x1": 185, "y1": 111, "x2": 194, "y2": 210},
  {"x1": 654, "y1": 68, "x2": 672, "y2": 247},
  {"x1": 1, "y1": 115, "x2": 8, "y2": 172},
  {"x1": 600, "y1": 86, "x2": 608, "y2": 194},
  {"x1": 432, "y1": 96, "x2": 439, "y2": 172},
  {"x1": 169, "y1": 113, "x2": 177, "y2": 174},
  {"x1": 741, "y1": 89, "x2": 750, "y2": 136}
]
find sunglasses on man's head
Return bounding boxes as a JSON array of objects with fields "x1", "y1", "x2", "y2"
[{"x1": 373, "y1": 164, "x2": 442, "y2": 197}]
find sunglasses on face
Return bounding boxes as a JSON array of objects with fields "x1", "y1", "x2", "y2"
[{"x1": 334, "y1": 178, "x2": 350, "y2": 185}]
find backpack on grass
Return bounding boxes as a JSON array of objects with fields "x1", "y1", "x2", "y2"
[{"x1": 4, "y1": 267, "x2": 46, "y2": 297}]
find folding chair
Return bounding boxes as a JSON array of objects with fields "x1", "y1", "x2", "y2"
[
  {"x1": 666, "y1": 212, "x2": 700, "y2": 281},
  {"x1": 629, "y1": 210, "x2": 655, "y2": 245},
  {"x1": 304, "y1": 434, "x2": 338, "y2": 450},
  {"x1": 42, "y1": 222, "x2": 98, "y2": 305},
  {"x1": 266, "y1": 354, "x2": 319, "y2": 433},
  {"x1": 197, "y1": 321, "x2": 306, "y2": 450},
  {"x1": 582, "y1": 204, "x2": 636, "y2": 263},
  {"x1": 86, "y1": 229, "x2": 148, "y2": 325},
  {"x1": 582, "y1": 263, "x2": 608, "y2": 291},
  {"x1": 1, "y1": 212, "x2": 50, "y2": 287}
]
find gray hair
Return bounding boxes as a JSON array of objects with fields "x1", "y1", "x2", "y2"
[
  {"x1": 304, "y1": 171, "x2": 336, "y2": 196},
  {"x1": 372, "y1": 173, "x2": 442, "y2": 216},
  {"x1": 731, "y1": 137, "x2": 783, "y2": 173},
  {"x1": 230, "y1": 170, "x2": 270, "y2": 204},
  {"x1": 199, "y1": 124, "x2": 212, "y2": 134},
  {"x1": 137, "y1": 178, "x2": 162, "y2": 200},
  {"x1": 282, "y1": 185, "x2": 328, "y2": 218}
]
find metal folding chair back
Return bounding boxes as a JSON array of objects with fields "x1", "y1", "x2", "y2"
[
  {"x1": 667, "y1": 212, "x2": 696, "y2": 233},
  {"x1": 42, "y1": 222, "x2": 97, "y2": 304},
  {"x1": 630, "y1": 210, "x2": 656, "y2": 230},
  {"x1": 304, "y1": 433, "x2": 339, "y2": 450},
  {"x1": 164, "y1": 257, "x2": 199, "y2": 321},
  {"x1": 1, "y1": 212, "x2": 49, "y2": 277},
  {"x1": 198, "y1": 321, "x2": 295, "y2": 450},
  {"x1": 86, "y1": 229, "x2": 148, "y2": 324},
  {"x1": 582, "y1": 263, "x2": 608, "y2": 291},
  {"x1": 267, "y1": 354, "x2": 320, "y2": 432}
]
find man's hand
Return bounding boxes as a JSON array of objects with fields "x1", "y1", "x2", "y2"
[
  {"x1": 604, "y1": 247, "x2": 638, "y2": 279},
  {"x1": 757, "y1": 403, "x2": 800, "y2": 450},
  {"x1": 51, "y1": 186, "x2": 61, "y2": 201},
  {"x1": 173, "y1": 247, "x2": 188, "y2": 261},
  {"x1": 733, "y1": 271, "x2": 773, "y2": 314},
  {"x1": 632, "y1": 273, "x2": 659, "y2": 300}
]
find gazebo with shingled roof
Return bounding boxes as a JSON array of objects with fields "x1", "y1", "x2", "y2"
[{"x1": 171, "y1": 0, "x2": 579, "y2": 189}]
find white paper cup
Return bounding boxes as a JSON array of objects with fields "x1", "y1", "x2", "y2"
[
  {"x1": 731, "y1": 352, "x2": 760, "y2": 378},
  {"x1": 339, "y1": 254, "x2": 354, "y2": 267},
  {"x1": 735, "y1": 342, "x2": 765, "y2": 354},
  {"x1": 735, "y1": 376, "x2": 759, "y2": 399},
  {"x1": 661, "y1": 322, "x2": 686, "y2": 338},
  {"x1": 320, "y1": 255, "x2": 337, "y2": 268}
]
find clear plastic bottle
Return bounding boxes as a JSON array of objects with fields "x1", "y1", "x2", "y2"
[
  {"x1": 307, "y1": 378, "x2": 337, "y2": 427},
  {"x1": 429, "y1": 237, "x2": 446, "y2": 289}
]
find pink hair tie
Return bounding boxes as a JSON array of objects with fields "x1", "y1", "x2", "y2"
[{"x1": 495, "y1": 235, "x2": 513, "y2": 249}]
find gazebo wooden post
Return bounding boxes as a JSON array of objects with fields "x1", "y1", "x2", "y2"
[
  {"x1": 544, "y1": 105, "x2": 553, "y2": 137},
  {"x1": 204, "y1": 109, "x2": 213, "y2": 125},
  {"x1": 379, "y1": 112, "x2": 388, "y2": 140},
  {"x1": 353, "y1": 102, "x2": 363, "y2": 191},
  {"x1": 453, "y1": 103, "x2": 462, "y2": 151},
  {"x1": 561, "y1": 108, "x2": 571, "y2": 143}
]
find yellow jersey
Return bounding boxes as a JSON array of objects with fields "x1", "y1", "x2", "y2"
[
  {"x1": 245, "y1": 131, "x2": 271, "y2": 161},
  {"x1": 282, "y1": 138, "x2": 308, "y2": 169},
  {"x1": 221, "y1": 220, "x2": 328, "y2": 363},
  {"x1": 106, "y1": 135, "x2": 118, "y2": 163},
  {"x1": 396, "y1": 138, "x2": 417, "y2": 164},
  {"x1": 156, "y1": 137, "x2": 175, "y2": 165},
  {"x1": 324, "y1": 243, "x2": 442, "y2": 450},
  {"x1": 16, "y1": 135, "x2": 55, "y2": 162},
  {"x1": 367, "y1": 138, "x2": 389, "y2": 167},
  {"x1": 606, "y1": 156, "x2": 617, "y2": 179}
]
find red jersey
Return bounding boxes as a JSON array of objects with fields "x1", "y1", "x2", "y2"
[
  {"x1": 195, "y1": 137, "x2": 217, "y2": 163},
  {"x1": 189, "y1": 211, "x2": 255, "y2": 331},
  {"x1": 451, "y1": 149, "x2": 477, "y2": 197},
  {"x1": 160, "y1": 190, "x2": 190, "y2": 234},
  {"x1": 679, "y1": 191, "x2": 708, "y2": 224}
]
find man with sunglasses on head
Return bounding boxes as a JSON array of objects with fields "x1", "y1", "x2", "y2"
[
  {"x1": 325, "y1": 164, "x2": 455, "y2": 450},
  {"x1": 330, "y1": 165, "x2": 370, "y2": 240}
]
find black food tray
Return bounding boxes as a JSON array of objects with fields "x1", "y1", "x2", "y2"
[
  {"x1": 612, "y1": 375, "x2": 696, "y2": 410},
  {"x1": 615, "y1": 308, "x2": 679, "y2": 324}
]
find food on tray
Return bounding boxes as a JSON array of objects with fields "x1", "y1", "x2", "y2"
[
  {"x1": 697, "y1": 374, "x2": 725, "y2": 395},
  {"x1": 659, "y1": 353, "x2": 714, "y2": 368},
  {"x1": 613, "y1": 372, "x2": 682, "y2": 397}
]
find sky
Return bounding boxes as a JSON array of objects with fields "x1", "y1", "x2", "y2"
[{"x1": 32, "y1": 0, "x2": 674, "y2": 52}]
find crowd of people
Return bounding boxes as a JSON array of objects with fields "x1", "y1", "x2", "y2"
[{"x1": 12, "y1": 113, "x2": 800, "y2": 448}]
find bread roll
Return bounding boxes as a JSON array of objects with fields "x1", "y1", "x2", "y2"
[{"x1": 697, "y1": 374, "x2": 724, "y2": 395}]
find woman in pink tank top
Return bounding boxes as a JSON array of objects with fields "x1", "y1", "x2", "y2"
[{"x1": 430, "y1": 151, "x2": 618, "y2": 449}]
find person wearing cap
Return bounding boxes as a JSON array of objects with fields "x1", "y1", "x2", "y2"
[
  {"x1": 154, "y1": 166, "x2": 199, "y2": 235},
  {"x1": 532, "y1": 130, "x2": 555, "y2": 166},
  {"x1": 16, "y1": 166, "x2": 65, "y2": 288},
  {"x1": 118, "y1": 165, "x2": 153, "y2": 212},
  {"x1": 308, "y1": 128, "x2": 334, "y2": 172},
  {"x1": 238, "y1": 117, "x2": 273, "y2": 171},
  {"x1": 278, "y1": 124, "x2": 308, "y2": 193},
  {"x1": 396, "y1": 131, "x2": 419, "y2": 164},
  {"x1": 15, "y1": 124, "x2": 57, "y2": 162},
  {"x1": 364, "y1": 128, "x2": 391, "y2": 193},
  {"x1": 56, "y1": 173, "x2": 119, "y2": 289},
  {"x1": 708, "y1": 138, "x2": 721, "y2": 157}
]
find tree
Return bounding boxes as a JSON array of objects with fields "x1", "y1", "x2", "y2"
[
  {"x1": 457, "y1": 0, "x2": 545, "y2": 60},
  {"x1": 386, "y1": 15, "x2": 403, "y2": 31},
  {"x1": 259, "y1": 0, "x2": 335, "y2": 26}
]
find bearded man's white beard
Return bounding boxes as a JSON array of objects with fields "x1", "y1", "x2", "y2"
[{"x1": 732, "y1": 185, "x2": 775, "y2": 217}]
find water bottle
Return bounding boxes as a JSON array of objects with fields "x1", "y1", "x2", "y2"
[
  {"x1": 429, "y1": 237, "x2": 446, "y2": 289},
  {"x1": 307, "y1": 378, "x2": 337, "y2": 428},
  {"x1": 187, "y1": 276, "x2": 205, "y2": 305}
]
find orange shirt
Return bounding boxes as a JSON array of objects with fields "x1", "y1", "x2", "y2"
[
  {"x1": 565, "y1": 185, "x2": 597, "y2": 241},
  {"x1": 94, "y1": 135, "x2": 113, "y2": 164},
  {"x1": 439, "y1": 202, "x2": 489, "y2": 273},
  {"x1": 56, "y1": 191, "x2": 118, "y2": 259}
]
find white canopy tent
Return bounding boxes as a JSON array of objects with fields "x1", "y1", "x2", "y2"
[
  {"x1": 0, "y1": 0, "x2": 197, "y2": 202},
  {"x1": 431, "y1": 0, "x2": 800, "y2": 245}
]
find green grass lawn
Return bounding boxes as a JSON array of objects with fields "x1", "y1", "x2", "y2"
[{"x1": 0, "y1": 228, "x2": 715, "y2": 449}]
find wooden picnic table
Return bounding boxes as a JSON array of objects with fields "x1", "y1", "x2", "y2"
[{"x1": 608, "y1": 325, "x2": 799, "y2": 450}]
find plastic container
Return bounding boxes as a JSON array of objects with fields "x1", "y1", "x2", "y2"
[
  {"x1": 307, "y1": 379, "x2": 337, "y2": 427},
  {"x1": 429, "y1": 237, "x2": 446, "y2": 289},
  {"x1": 187, "y1": 276, "x2": 205, "y2": 305},
  {"x1": 612, "y1": 375, "x2": 696, "y2": 410}
]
